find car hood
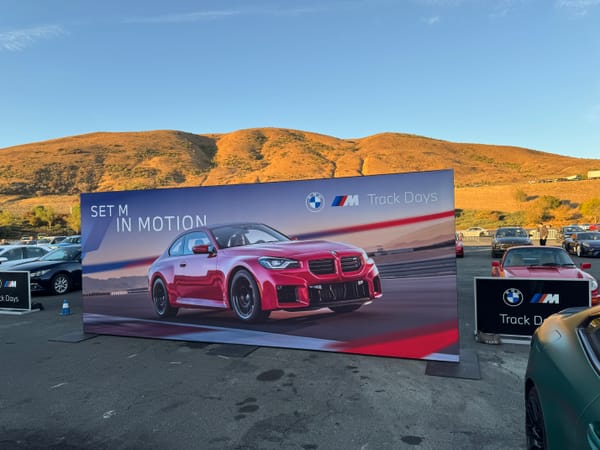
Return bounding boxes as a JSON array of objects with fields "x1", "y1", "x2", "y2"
[
  {"x1": 581, "y1": 240, "x2": 600, "y2": 247},
  {"x1": 504, "y1": 266, "x2": 592, "y2": 280},
  {"x1": 8, "y1": 260, "x2": 73, "y2": 271},
  {"x1": 226, "y1": 240, "x2": 364, "y2": 258}
]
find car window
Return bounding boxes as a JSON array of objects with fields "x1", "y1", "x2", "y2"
[
  {"x1": 41, "y1": 247, "x2": 81, "y2": 261},
  {"x1": 1, "y1": 248, "x2": 24, "y2": 261},
  {"x1": 169, "y1": 237, "x2": 185, "y2": 257},
  {"x1": 505, "y1": 249, "x2": 575, "y2": 267},
  {"x1": 25, "y1": 247, "x2": 47, "y2": 258},
  {"x1": 578, "y1": 315, "x2": 600, "y2": 373}
]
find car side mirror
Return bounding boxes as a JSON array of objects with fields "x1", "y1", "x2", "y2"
[
  {"x1": 192, "y1": 244, "x2": 216, "y2": 256},
  {"x1": 581, "y1": 262, "x2": 592, "y2": 270}
]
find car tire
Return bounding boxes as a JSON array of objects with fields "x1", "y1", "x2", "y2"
[
  {"x1": 525, "y1": 385, "x2": 547, "y2": 450},
  {"x1": 329, "y1": 304, "x2": 362, "y2": 313},
  {"x1": 230, "y1": 270, "x2": 269, "y2": 323},
  {"x1": 50, "y1": 273, "x2": 71, "y2": 295},
  {"x1": 152, "y1": 277, "x2": 178, "y2": 318}
]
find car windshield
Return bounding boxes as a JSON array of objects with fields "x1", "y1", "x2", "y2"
[
  {"x1": 40, "y1": 246, "x2": 81, "y2": 261},
  {"x1": 496, "y1": 228, "x2": 528, "y2": 238},
  {"x1": 210, "y1": 224, "x2": 290, "y2": 249},
  {"x1": 578, "y1": 232, "x2": 600, "y2": 241},
  {"x1": 504, "y1": 248, "x2": 575, "y2": 267}
]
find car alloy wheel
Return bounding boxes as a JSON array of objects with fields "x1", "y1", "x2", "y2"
[
  {"x1": 152, "y1": 278, "x2": 178, "y2": 318},
  {"x1": 525, "y1": 386, "x2": 547, "y2": 450},
  {"x1": 230, "y1": 270, "x2": 268, "y2": 323},
  {"x1": 51, "y1": 273, "x2": 71, "y2": 295}
]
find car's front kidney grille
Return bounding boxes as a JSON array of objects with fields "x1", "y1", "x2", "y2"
[
  {"x1": 341, "y1": 256, "x2": 362, "y2": 272},
  {"x1": 309, "y1": 258, "x2": 335, "y2": 275},
  {"x1": 308, "y1": 255, "x2": 363, "y2": 275}
]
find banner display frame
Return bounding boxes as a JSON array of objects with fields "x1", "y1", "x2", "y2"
[
  {"x1": 0, "y1": 271, "x2": 32, "y2": 315},
  {"x1": 81, "y1": 170, "x2": 460, "y2": 362},
  {"x1": 474, "y1": 276, "x2": 591, "y2": 339}
]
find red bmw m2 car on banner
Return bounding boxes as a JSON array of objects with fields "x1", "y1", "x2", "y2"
[{"x1": 148, "y1": 223, "x2": 383, "y2": 322}]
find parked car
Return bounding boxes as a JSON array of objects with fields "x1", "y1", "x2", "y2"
[
  {"x1": 491, "y1": 246, "x2": 599, "y2": 305},
  {"x1": 462, "y1": 227, "x2": 489, "y2": 237},
  {"x1": 455, "y1": 233, "x2": 464, "y2": 258},
  {"x1": 559, "y1": 225, "x2": 585, "y2": 242},
  {"x1": 57, "y1": 235, "x2": 81, "y2": 246},
  {"x1": 37, "y1": 235, "x2": 67, "y2": 246},
  {"x1": 148, "y1": 222, "x2": 383, "y2": 323},
  {"x1": 8, "y1": 245, "x2": 82, "y2": 295},
  {"x1": 590, "y1": 224, "x2": 600, "y2": 231},
  {"x1": 0, "y1": 244, "x2": 51, "y2": 269},
  {"x1": 562, "y1": 231, "x2": 600, "y2": 257},
  {"x1": 490, "y1": 226, "x2": 532, "y2": 258},
  {"x1": 525, "y1": 305, "x2": 600, "y2": 449}
]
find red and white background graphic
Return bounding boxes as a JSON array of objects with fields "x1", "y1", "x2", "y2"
[{"x1": 81, "y1": 170, "x2": 459, "y2": 362}]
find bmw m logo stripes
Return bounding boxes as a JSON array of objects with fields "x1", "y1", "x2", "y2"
[
  {"x1": 332, "y1": 195, "x2": 359, "y2": 207},
  {"x1": 530, "y1": 293, "x2": 560, "y2": 304}
]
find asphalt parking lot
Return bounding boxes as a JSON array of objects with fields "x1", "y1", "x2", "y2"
[{"x1": 2, "y1": 242, "x2": 597, "y2": 450}]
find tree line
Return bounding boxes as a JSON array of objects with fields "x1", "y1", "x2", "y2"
[{"x1": 0, "y1": 204, "x2": 80, "y2": 241}]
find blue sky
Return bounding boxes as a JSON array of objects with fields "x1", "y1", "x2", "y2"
[{"x1": 1, "y1": 0, "x2": 599, "y2": 159}]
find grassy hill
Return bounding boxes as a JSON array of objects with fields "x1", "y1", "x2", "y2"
[{"x1": 1, "y1": 128, "x2": 599, "y2": 219}]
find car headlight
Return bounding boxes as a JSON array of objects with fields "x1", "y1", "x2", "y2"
[
  {"x1": 582, "y1": 242, "x2": 590, "y2": 248},
  {"x1": 30, "y1": 269, "x2": 51, "y2": 277},
  {"x1": 258, "y1": 257, "x2": 300, "y2": 270},
  {"x1": 591, "y1": 278, "x2": 599, "y2": 291}
]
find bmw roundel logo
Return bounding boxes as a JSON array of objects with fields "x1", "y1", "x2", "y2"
[
  {"x1": 503, "y1": 288, "x2": 524, "y2": 307},
  {"x1": 306, "y1": 192, "x2": 325, "y2": 212}
]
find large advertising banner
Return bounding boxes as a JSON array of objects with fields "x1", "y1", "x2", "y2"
[{"x1": 81, "y1": 170, "x2": 459, "y2": 361}]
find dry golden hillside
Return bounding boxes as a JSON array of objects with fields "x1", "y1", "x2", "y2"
[{"x1": 1, "y1": 127, "x2": 599, "y2": 216}]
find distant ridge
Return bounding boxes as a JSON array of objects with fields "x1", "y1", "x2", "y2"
[{"x1": 1, "y1": 128, "x2": 598, "y2": 214}]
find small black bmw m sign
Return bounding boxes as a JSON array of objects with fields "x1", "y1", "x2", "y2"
[
  {"x1": 475, "y1": 277, "x2": 591, "y2": 337},
  {"x1": 0, "y1": 271, "x2": 31, "y2": 313}
]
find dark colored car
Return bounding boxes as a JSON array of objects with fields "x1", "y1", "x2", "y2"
[
  {"x1": 148, "y1": 223, "x2": 383, "y2": 323},
  {"x1": 563, "y1": 231, "x2": 600, "y2": 257},
  {"x1": 559, "y1": 225, "x2": 585, "y2": 242},
  {"x1": 491, "y1": 246, "x2": 599, "y2": 305},
  {"x1": 9, "y1": 245, "x2": 82, "y2": 295},
  {"x1": 491, "y1": 226, "x2": 532, "y2": 258},
  {"x1": 525, "y1": 305, "x2": 600, "y2": 449}
]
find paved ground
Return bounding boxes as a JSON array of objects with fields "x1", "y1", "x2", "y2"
[{"x1": 5, "y1": 244, "x2": 592, "y2": 449}]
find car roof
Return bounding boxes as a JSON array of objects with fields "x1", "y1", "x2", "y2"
[{"x1": 0, "y1": 244, "x2": 41, "y2": 251}]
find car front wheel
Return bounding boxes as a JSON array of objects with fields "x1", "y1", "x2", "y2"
[
  {"x1": 152, "y1": 277, "x2": 178, "y2": 318},
  {"x1": 230, "y1": 270, "x2": 269, "y2": 323},
  {"x1": 525, "y1": 385, "x2": 546, "y2": 450},
  {"x1": 50, "y1": 273, "x2": 72, "y2": 295}
]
